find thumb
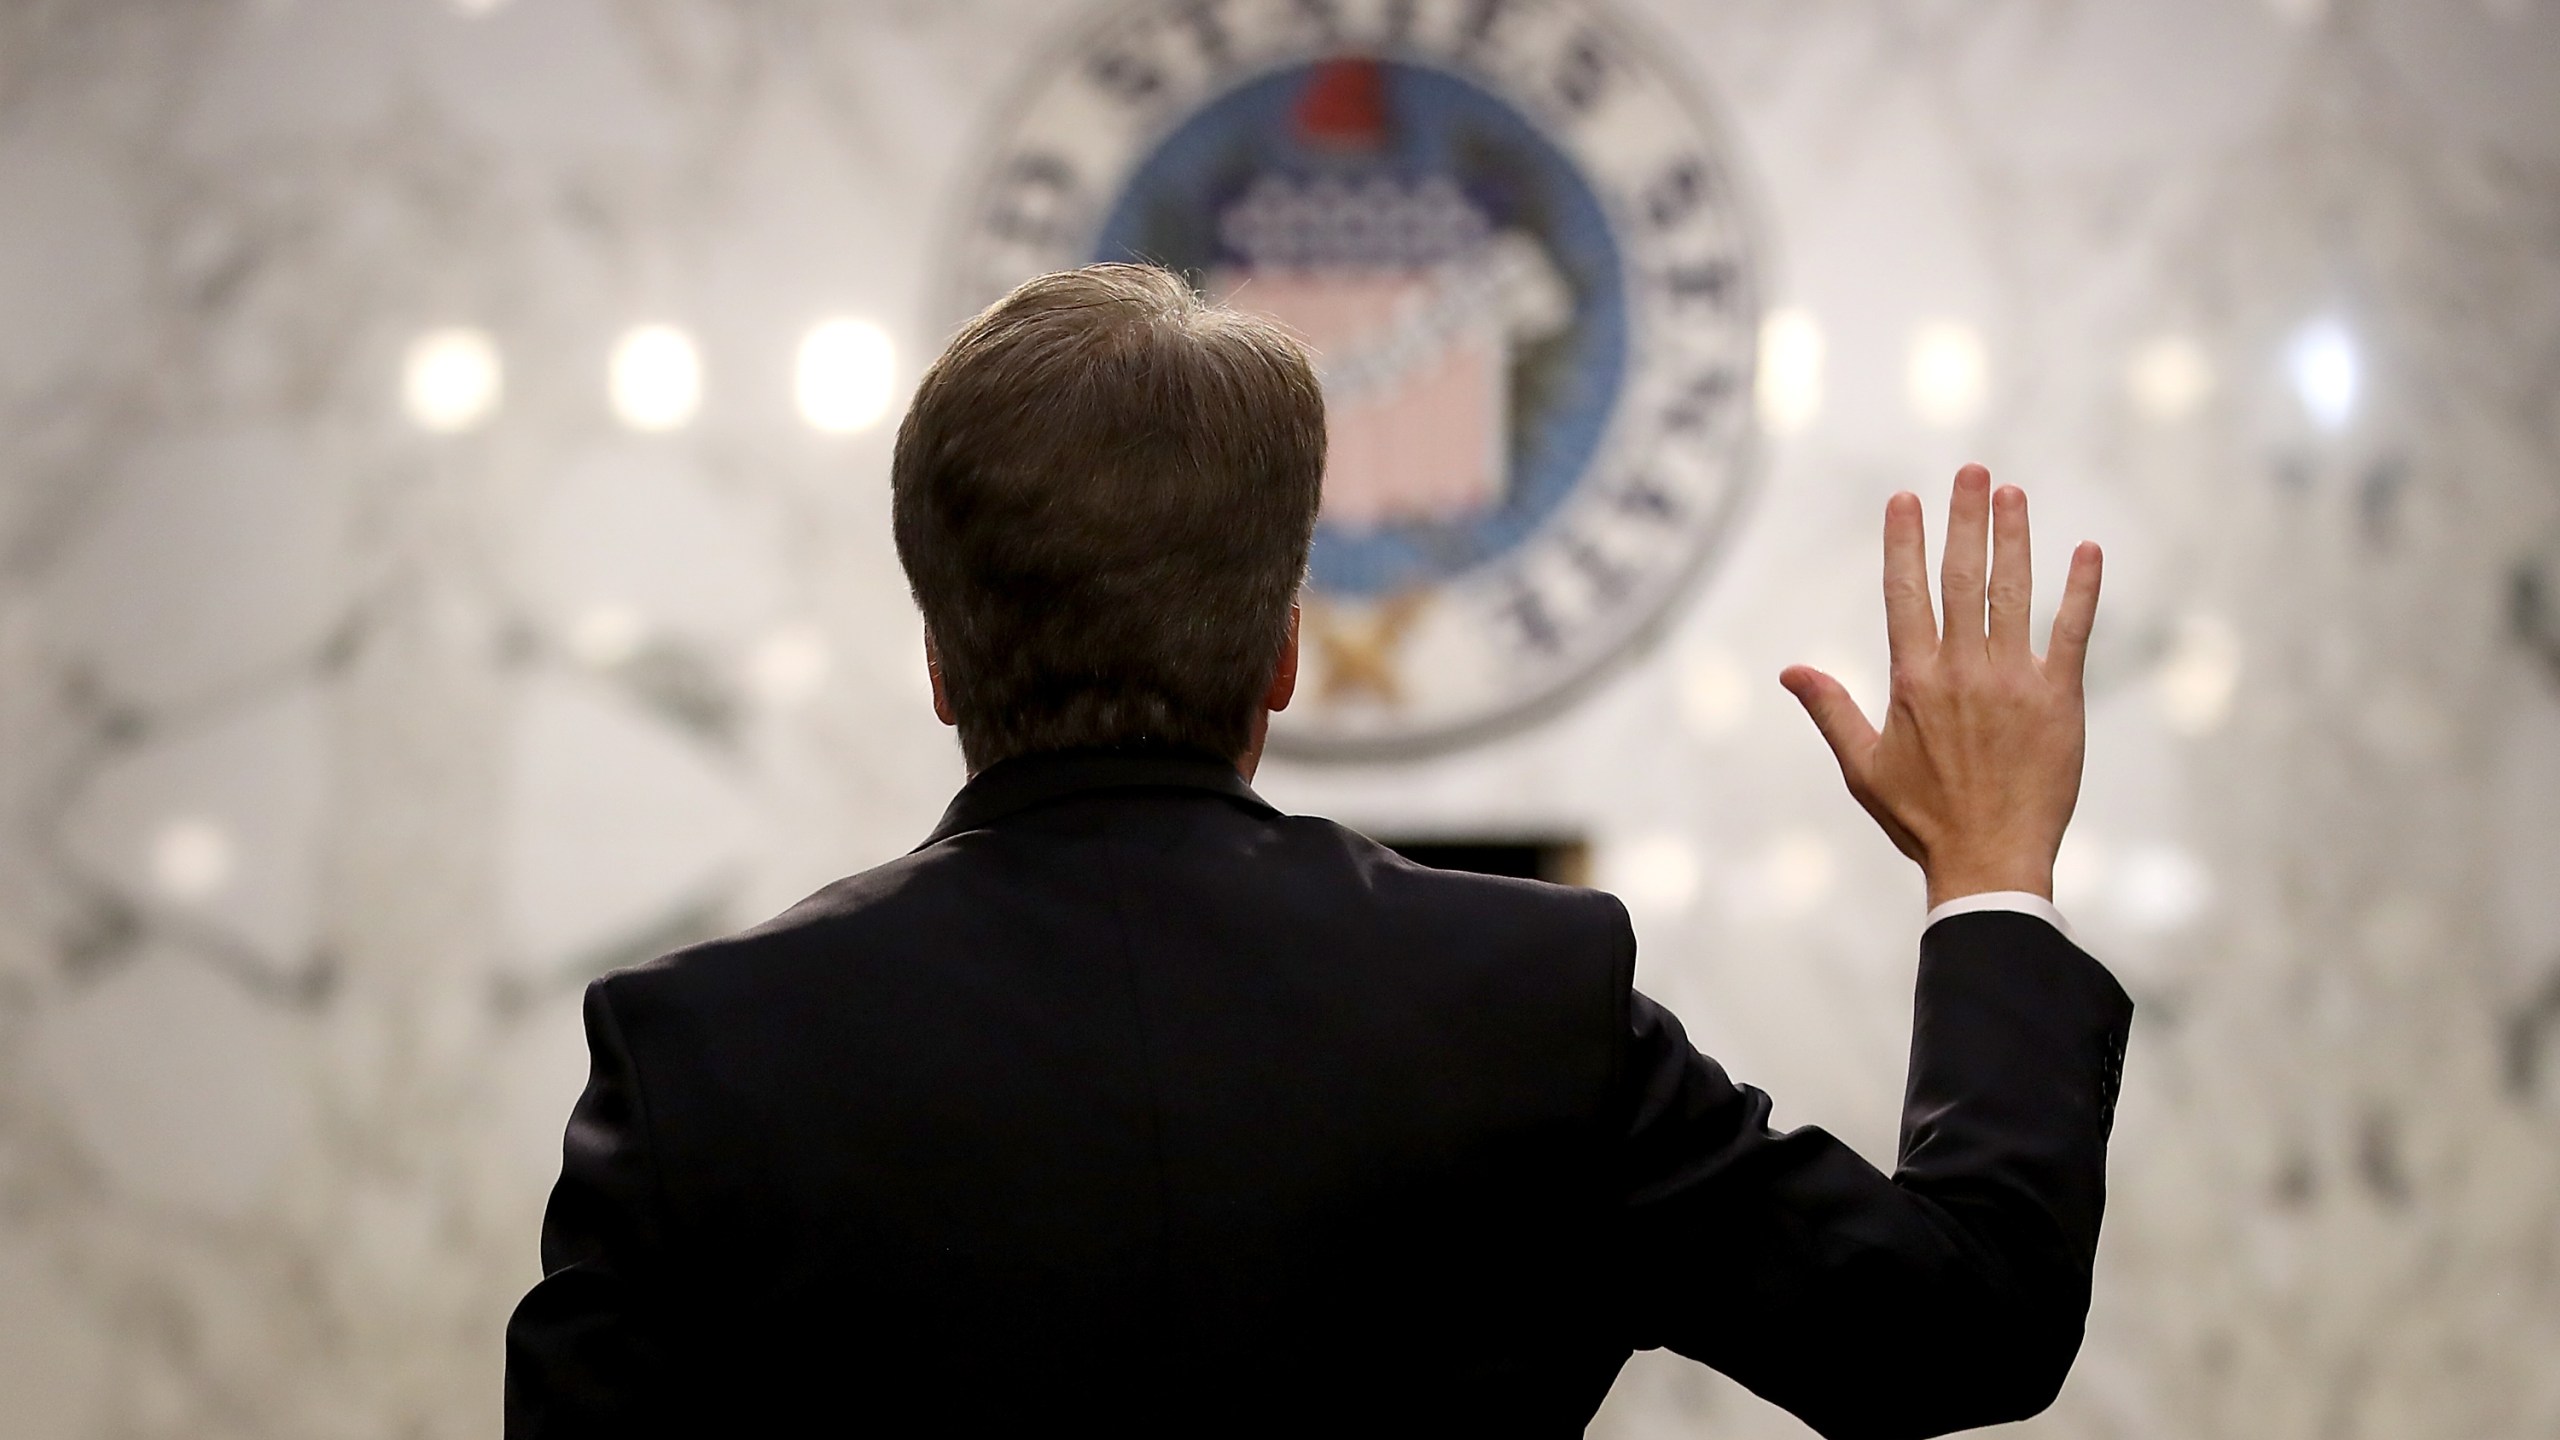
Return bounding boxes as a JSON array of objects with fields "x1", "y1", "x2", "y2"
[{"x1": 1779, "y1": 665, "x2": 1879, "y2": 775}]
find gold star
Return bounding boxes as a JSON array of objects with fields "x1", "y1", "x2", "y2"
[{"x1": 1310, "y1": 591, "x2": 1428, "y2": 705}]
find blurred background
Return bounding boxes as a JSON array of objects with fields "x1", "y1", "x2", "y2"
[{"x1": 1, "y1": 0, "x2": 2556, "y2": 1436}]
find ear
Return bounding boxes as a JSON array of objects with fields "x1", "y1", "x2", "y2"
[
  {"x1": 924, "y1": 629, "x2": 957, "y2": 727},
  {"x1": 1263, "y1": 603, "x2": 1300, "y2": 714}
]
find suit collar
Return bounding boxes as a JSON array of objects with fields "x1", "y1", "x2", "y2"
[{"x1": 917, "y1": 744, "x2": 1277, "y2": 848}]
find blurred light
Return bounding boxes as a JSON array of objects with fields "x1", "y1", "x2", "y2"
[
  {"x1": 450, "y1": 0, "x2": 510, "y2": 13},
  {"x1": 567, "y1": 603, "x2": 647, "y2": 667},
  {"x1": 746, "y1": 622, "x2": 832, "y2": 707},
  {"x1": 150, "y1": 817, "x2": 236, "y2": 901},
  {"x1": 1907, "y1": 320, "x2": 1988, "y2": 429},
  {"x1": 796, "y1": 318, "x2": 896, "y2": 434},
  {"x1": 1756, "y1": 308, "x2": 1823, "y2": 434},
  {"x1": 2287, "y1": 318, "x2": 2358, "y2": 430},
  {"x1": 2264, "y1": 0, "x2": 2329, "y2": 23},
  {"x1": 2155, "y1": 613, "x2": 2241, "y2": 736},
  {"x1": 402, "y1": 326, "x2": 501, "y2": 433},
  {"x1": 2126, "y1": 335, "x2": 2213, "y2": 422},
  {"x1": 2053, "y1": 832, "x2": 2110, "y2": 913},
  {"x1": 1758, "y1": 830, "x2": 1836, "y2": 916},
  {"x1": 1805, "y1": 646, "x2": 1882, "y2": 725},
  {"x1": 610, "y1": 324, "x2": 702, "y2": 431},
  {"x1": 1609, "y1": 833, "x2": 1701, "y2": 914},
  {"x1": 2113, "y1": 843, "x2": 2212, "y2": 933},
  {"x1": 1678, "y1": 649, "x2": 1752, "y2": 742}
]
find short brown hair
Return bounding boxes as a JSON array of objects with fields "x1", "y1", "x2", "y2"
[{"x1": 892, "y1": 265, "x2": 1326, "y2": 771}]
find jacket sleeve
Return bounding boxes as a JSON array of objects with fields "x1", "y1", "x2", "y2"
[
  {"x1": 1615, "y1": 910, "x2": 2134, "y2": 1440},
  {"x1": 504, "y1": 979, "x2": 688, "y2": 1440}
]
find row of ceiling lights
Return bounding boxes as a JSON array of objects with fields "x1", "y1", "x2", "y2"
[
  {"x1": 400, "y1": 309, "x2": 2359, "y2": 440},
  {"x1": 1602, "y1": 821, "x2": 2214, "y2": 935},
  {"x1": 401, "y1": 319, "x2": 899, "y2": 436},
  {"x1": 1755, "y1": 310, "x2": 2362, "y2": 435}
]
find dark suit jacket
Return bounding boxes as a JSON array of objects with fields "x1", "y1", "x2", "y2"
[{"x1": 505, "y1": 747, "x2": 2132, "y2": 1438}]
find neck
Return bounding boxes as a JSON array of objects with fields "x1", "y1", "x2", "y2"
[{"x1": 1235, "y1": 708, "x2": 1272, "y2": 781}]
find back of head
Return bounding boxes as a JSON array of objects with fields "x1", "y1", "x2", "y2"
[{"x1": 892, "y1": 265, "x2": 1326, "y2": 771}]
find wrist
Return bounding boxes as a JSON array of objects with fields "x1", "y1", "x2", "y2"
[{"x1": 1923, "y1": 856, "x2": 2055, "y2": 910}]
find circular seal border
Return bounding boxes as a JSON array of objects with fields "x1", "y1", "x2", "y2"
[{"x1": 935, "y1": 0, "x2": 1771, "y2": 763}]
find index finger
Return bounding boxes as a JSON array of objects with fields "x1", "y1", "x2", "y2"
[
  {"x1": 2045, "y1": 542, "x2": 2104, "y2": 688},
  {"x1": 1883, "y1": 491, "x2": 1936, "y2": 664}
]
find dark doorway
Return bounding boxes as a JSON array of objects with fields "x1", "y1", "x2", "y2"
[{"x1": 1378, "y1": 838, "x2": 1590, "y2": 887}]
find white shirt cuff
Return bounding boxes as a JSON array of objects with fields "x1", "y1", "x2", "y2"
[{"x1": 1924, "y1": 890, "x2": 2076, "y2": 945}]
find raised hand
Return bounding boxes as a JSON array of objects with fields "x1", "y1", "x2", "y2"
[{"x1": 1779, "y1": 464, "x2": 2103, "y2": 910}]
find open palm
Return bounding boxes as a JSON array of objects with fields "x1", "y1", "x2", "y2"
[{"x1": 1781, "y1": 465, "x2": 2104, "y2": 910}]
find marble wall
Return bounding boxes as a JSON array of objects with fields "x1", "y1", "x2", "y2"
[{"x1": 0, "y1": 0, "x2": 2555, "y2": 1436}]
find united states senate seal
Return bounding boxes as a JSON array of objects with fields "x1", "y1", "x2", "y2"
[{"x1": 946, "y1": 0, "x2": 1763, "y2": 759}]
